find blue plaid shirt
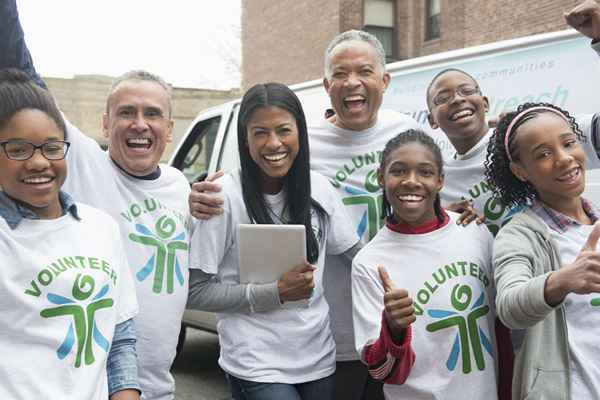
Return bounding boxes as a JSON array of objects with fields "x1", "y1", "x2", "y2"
[{"x1": 530, "y1": 198, "x2": 599, "y2": 234}]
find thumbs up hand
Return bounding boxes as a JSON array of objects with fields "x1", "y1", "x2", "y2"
[
  {"x1": 378, "y1": 266, "x2": 416, "y2": 342},
  {"x1": 545, "y1": 222, "x2": 600, "y2": 306}
]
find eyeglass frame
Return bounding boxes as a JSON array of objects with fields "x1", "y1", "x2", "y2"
[
  {"x1": 0, "y1": 139, "x2": 71, "y2": 161},
  {"x1": 431, "y1": 84, "x2": 481, "y2": 107}
]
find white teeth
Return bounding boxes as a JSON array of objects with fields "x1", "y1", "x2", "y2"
[
  {"x1": 558, "y1": 168, "x2": 579, "y2": 181},
  {"x1": 264, "y1": 153, "x2": 287, "y2": 162},
  {"x1": 398, "y1": 194, "x2": 424, "y2": 202},
  {"x1": 127, "y1": 138, "x2": 150, "y2": 145},
  {"x1": 344, "y1": 95, "x2": 365, "y2": 102},
  {"x1": 450, "y1": 109, "x2": 474, "y2": 121},
  {"x1": 24, "y1": 176, "x2": 52, "y2": 184}
]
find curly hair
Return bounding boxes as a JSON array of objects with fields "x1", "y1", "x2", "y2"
[
  {"x1": 379, "y1": 129, "x2": 445, "y2": 224},
  {"x1": 484, "y1": 102, "x2": 583, "y2": 208}
]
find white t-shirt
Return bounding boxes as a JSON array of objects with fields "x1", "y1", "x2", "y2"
[
  {"x1": 352, "y1": 212, "x2": 497, "y2": 400},
  {"x1": 548, "y1": 224, "x2": 600, "y2": 399},
  {"x1": 0, "y1": 204, "x2": 138, "y2": 399},
  {"x1": 441, "y1": 116, "x2": 600, "y2": 237},
  {"x1": 309, "y1": 110, "x2": 420, "y2": 361},
  {"x1": 440, "y1": 129, "x2": 520, "y2": 237},
  {"x1": 189, "y1": 169, "x2": 358, "y2": 383},
  {"x1": 63, "y1": 122, "x2": 192, "y2": 400}
]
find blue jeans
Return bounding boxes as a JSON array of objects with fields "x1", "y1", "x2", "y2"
[{"x1": 228, "y1": 374, "x2": 335, "y2": 400}]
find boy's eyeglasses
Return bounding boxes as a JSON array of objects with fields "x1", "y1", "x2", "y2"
[
  {"x1": 0, "y1": 140, "x2": 71, "y2": 161},
  {"x1": 432, "y1": 84, "x2": 480, "y2": 107}
]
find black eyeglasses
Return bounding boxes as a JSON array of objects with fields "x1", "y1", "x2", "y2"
[
  {"x1": 0, "y1": 140, "x2": 71, "y2": 161},
  {"x1": 432, "y1": 84, "x2": 480, "y2": 107}
]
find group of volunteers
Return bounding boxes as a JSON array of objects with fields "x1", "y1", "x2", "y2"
[{"x1": 2, "y1": 0, "x2": 600, "y2": 399}]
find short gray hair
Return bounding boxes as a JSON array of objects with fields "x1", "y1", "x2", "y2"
[
  {"x1": 324, "y1": 30, "x2": 386, "y2": 79},
  {"x1": 106, "y1": 70, "x2": 172, "y2": 116}
]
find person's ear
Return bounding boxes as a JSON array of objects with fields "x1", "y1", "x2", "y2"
[
  {"x1": 510, "y1": 161, "x2": 528, "y2": 182},
  {"x1": 323, "y1": 77, "x2": 331, "y2": 93},
  {"x1": 377, "y1": 167, "x2": 385, "y2": 188},
  {"x1": 437, "y1": 172, "x2": 445, "y2": 192},
  {"x1": 382, "y1": 72, "x2": 391, "y2": 91},
  {"x1": 102, "y1": 113, "x2": 109, "y2": 138},
  {"x1": 427, "y1": 112, "x2": 439, "y2": 129},
  {"x1": 166, "y1": 119, "x2": 174, "y2": 143},
  {"x1": 483, "y1": 96, "x2": 489, "y2": 113}
]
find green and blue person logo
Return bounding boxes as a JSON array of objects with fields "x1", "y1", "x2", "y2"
[
  {"x1": 426, "y1": 284, "x2": 494, "y2": 374},
  {"x1": 41, "y1": 274, "x2": 113, "y2": 368},
  {"x1": 341, "y1": 170, "x2": 384, "y2": 241},
  {"x1": 129, "y1": 215, "x2": 188, "y2": 294}
]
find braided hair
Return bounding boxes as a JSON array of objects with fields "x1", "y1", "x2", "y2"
[
  {"x1": 484, "y1": 102, "x2": 583, "y2": 208},
  {"x1": 379, "y1": 129, "x2": 445, "y2": 224}
]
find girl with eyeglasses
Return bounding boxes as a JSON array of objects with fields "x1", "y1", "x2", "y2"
[{"x1": 0, "y1": 69, "x2": 140, "y2": 400}]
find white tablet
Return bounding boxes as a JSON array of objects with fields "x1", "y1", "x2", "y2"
[{"x1": 238, "y1": 224, "x2": 306, "y2": 284}]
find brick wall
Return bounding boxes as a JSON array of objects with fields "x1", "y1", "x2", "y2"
[
  {"x1": 463, "y1": 0, "x2": 578, "y2": 45},
  {"x1": 242, "y1": 0, "x2": 341, "y2": 88},
  {"x1": 242, "y1": 0, "x2": 583, "y2": 85}
]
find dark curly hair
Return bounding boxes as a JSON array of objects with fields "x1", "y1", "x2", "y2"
[
  {"x1": 379, "y1": 129, "x2": 445, "y2": 224},
  {"x1": 484, "y1": 102, "x2": 583, "y2": 208}
]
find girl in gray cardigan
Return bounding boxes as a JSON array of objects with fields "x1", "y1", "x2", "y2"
[{"x1": 485, "y1": 101, "x2": 600, "y2": 400}]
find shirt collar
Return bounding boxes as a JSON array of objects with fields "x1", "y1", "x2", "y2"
[
  {"x1": 386, "y1": 209, "x2": 450, "y2": 234},
  {"x1": 111, "y1": 157, "x2": 162, "y2": 180},
  {"x1": 0, "y1": 191, "x2": 80, "y2": 229},
  {"x1": 454, "y1": 129, "x2": 492, "y2": 161},
  {"x1": 530, "y1": 198, "x2": 599, "y2": 234}
]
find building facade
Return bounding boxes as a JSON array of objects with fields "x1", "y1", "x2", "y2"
[
  {"x1": 46, "y1": 75, "x2": 239, "y2": 160},
  {"x1": 242, "y1": 0, "x2": 581, "y2": 88}
]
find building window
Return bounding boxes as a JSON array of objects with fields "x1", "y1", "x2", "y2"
[
  {"x1": 426, "y1": 0, "x2": 441, "y2": 40},
  {"x1": 363, "y1": 0, "x2": 396, "y2": 62}
]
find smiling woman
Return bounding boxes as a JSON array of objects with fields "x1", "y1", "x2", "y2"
[{"x1": 186, "y1": 82, "x2": 360, "y2": 400}]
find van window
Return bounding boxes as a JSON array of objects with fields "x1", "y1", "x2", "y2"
[
  {"x1": 217, "y1": 107, "x2": 241, "y2": 173},
  {"x1": 172, "y1": 116, "x2": 221, "y2": 183}
]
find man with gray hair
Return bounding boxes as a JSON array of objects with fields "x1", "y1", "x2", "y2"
[
  {"x1": 312, "y1": 29, "x2": 419, "y2": 400},
  {"x1": 2, "y1": 3, "x2": 192, "y2": 399}
]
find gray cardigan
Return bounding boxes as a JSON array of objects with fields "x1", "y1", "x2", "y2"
[{"x1": 494, "y1": 208, "x2": 570, "y2": 400}]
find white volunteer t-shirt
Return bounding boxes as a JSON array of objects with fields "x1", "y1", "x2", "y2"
[
  {"x1": 352, "y1": 212, "x2": 497, "y2": 400},
  {"x1": 441, "y1": 129, "x2": 521, "y2": 237},
  {"x1": 0, "y1": 204, "x2": 138, "y2": 399},
  {"x1": 189, "y1": 169, "x2": 358, "y2": 383},
  {"x1": 548, "y1": 223, "x2": 600, "y2": 399},
  {"x1": 309, "y1": 110, "x2": 420, "y2": 361},
  {"x1": 63, "y1": 122, "x2": 192, "y2": 400}
]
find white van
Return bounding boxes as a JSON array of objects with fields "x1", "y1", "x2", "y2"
[{"x1": 170, "y1": 28, "x2": 600, "y2": 341}]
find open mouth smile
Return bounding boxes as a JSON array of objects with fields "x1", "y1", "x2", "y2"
[
  {"x1": 397, "y1": 194, "x2": 425, "y2": 202},
  {"x1": 126, "y1": 137, "x2": 153, "y2": 149},
  {"x1": 22, "y1": 175, "x2": 54, "y2": 185},
  {"x1": 449, "y1": 109, "x2": 475, "y2": 122},
  {"x1": 263, "y1": 152, "x2": 289, "y2": 163},
  {"x1": 556, "y1": 167, "x2": 581, "y2": 184},
  {"x1": 343, "y1": 95, "x2": 367, "y2": 110}
]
